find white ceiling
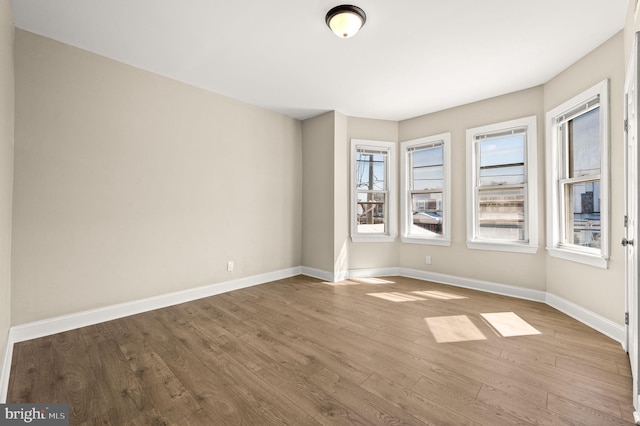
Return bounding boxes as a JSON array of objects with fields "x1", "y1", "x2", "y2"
[{"x1": 11, "y1": 0, "x2": 629, "y2": 121}]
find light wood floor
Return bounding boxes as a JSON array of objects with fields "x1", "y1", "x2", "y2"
[{"x1": 7, "y1": 275, "x2": 636, "y2": 425}]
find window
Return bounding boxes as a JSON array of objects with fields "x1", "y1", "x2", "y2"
[
  {"x1": 546, "y1": 80, "x2": 609, "y2": 268},
  {"x1": 351, "y1": 139, "x2": 396, "y2": 242},
  {"x1": 400, "y1": 133, "x2": 451, "y2": 245},
  {"x1": 466, "y1": 116, "x2": 538, "y2": 253}
]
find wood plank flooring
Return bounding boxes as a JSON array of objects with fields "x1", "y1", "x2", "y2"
[{"x1": 6, "y1": 275, "x2": 636, "y2": 425}]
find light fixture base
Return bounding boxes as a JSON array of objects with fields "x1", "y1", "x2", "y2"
[{"x1": 325, "y1": 5, "x2": 366, "y2": 38}]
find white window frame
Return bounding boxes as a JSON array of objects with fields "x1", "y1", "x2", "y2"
[
  {"x1": 400, "y1": 133, "x2": 451, "y2": 246},
  {"x1": 350, "y1": 139, "x2": 397, "y2": 243},
  {"x1": 545, "y1": 80, "x2": 609, "y2": 268},
  {"x1": 466, "y1": 116, "x2": 539, "y2": 254}
]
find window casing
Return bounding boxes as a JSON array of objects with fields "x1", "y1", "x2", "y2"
[
  {"x1": 351, "y1": 139, "x2": 396, "y2": 242},
  {"x1": 466, "y1": 116, "x2": 538, "y2": 253},
  {"x1": 546, "y1": 80, "x2": 609, "y2": 268},
  {"x1": 400, "y1": 133, "x2": 451, "y2": 245}
]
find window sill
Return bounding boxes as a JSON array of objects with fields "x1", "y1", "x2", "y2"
[
  {"x1": 467, "y1": 240, "x2": 539, "y2": 254},
  {"x1": 401, "y1": 236, "x2": 451, "y2": 246},
  {"x1": 351, "y1": 235, "x2": 396, "y2": 243},
  {"x1": 547, "y1": 246, "x2": 608, "y2": 269}
]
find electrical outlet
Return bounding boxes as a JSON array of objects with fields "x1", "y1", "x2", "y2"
[
  {"x1": 425, "y1": 256, "x2": 432, "y2": 265},
  {"x1": 227, "y1": 261, "x2": 234, "y2": 271}
]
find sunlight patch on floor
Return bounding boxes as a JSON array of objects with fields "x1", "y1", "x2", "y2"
[
  {"x1": 425, "y1": 315, "x2": 487, "y2": 343},
  {"x1": 481, "y1": 312, "x2": 541, "y2": 337},
  {"x1": 412, "y1": 290, "x2": 468, "y2": 300},
  {"x1": 367, "y1": 292, "x2": 426, "y2": 302}
]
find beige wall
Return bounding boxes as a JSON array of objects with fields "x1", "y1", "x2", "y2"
[
  {"x1": 342, "y1": 33, "x2": 625, "y2": 324},
  {"x1": 6, "y1": 10, "x2": 629, "y2": 331},
  {"x1": 333, "y1": 112, "x2": 350, "y2": 277},
  {"x1": 12, "y1": 30, "x2": 302, "y2": 324},
  {"x1": 399, "y1": 87, "x2": 547, "y2": 290},
  {"x1": 301, "y1": 112, "x2": 335, "y2": 273},
  {"x1": 544, "y1": 32, "x2": 626, "y2": 323},
  {"x1": 301, "y1": 111, "x2": 352, "y2": 278},
  {"x1": 0, "y1": 0, "x2": 14, "y2": 374}
]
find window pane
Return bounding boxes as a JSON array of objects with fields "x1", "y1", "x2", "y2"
[
  {"x1": 411, "y1": 146, "x2": 443, "y2": 190},
  {"x1": 356, "y1": 153, "x2": 386, "y2": 191},
  {"x1": 563, "y1": 180, "x2": 601, "y2": 248},
  {"x1": 479, "y1": 134, "x2": 525, "y2": 186},
  {"x1": 569, "y1": 107, "x2": 600, "y2": 178},
  {"x1": 411, "y1": 192, "x2": 443, "y2": 236},
  {"x1": 357, "y1": 192, "x2": 386, "y2": 233},
  {"x1": 477, "y1": 187, "x2": 525, "y2": 241}
]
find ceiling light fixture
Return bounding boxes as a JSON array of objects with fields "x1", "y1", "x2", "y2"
[{"x1": 325, "y1": 5, "x2": 366, "y2": 38}]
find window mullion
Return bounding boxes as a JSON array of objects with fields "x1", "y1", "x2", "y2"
[{"x1": 559, "y1": 175, "x2": 601, "y2": 185}]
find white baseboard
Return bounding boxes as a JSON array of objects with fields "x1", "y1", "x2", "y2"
[
  {"x1": 334, "y1": 268, "x2": 350, "y2": 283},
  {"x1": 545, "y1": 292, "x2": 626, "y2": 344},
  {"x1": 403, "y1": 267, "x2": 624, "y2": 344},
  {"x1": 306, "y1": 266, "x2": 625, "y2": 346},
  {"x1": 398, "y1": 268, "x2": 547, "y2": 303},
  {"x1": 0, "y1": 329, "x2": 12, "y2": 403},
  {"x1": 1, "y1": 265, "x2": 627, "y2": 402},
  {"x1": 9, "y1": 267, "x2": 302, "y2": 344},
  {"x1": 300, "y1": 266, "x2": 336, "y2": 282},
  {"x1": 1, "y1": 267, "x2": 303, "y2": 402},
  {"x1": 349, "y1": 267, "x2": 402, "y2": 280}
]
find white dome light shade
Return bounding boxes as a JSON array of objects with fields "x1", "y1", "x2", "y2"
[{"x1": 326, "y1": 5, "x2": 366, "y2": 38}]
